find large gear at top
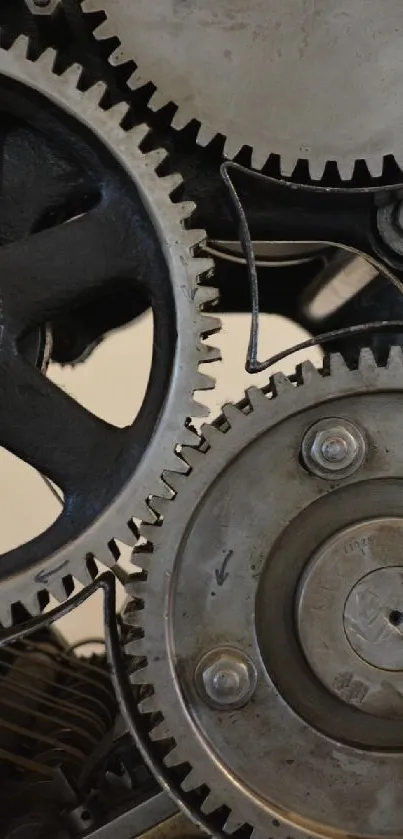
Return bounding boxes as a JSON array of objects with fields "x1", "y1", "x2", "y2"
[
  {"x1": 83, "y1": 0, "x2": 403, "y2": 181},
  {"x1": 0, "y1": 36, "x2": 219, "y2": 622},
  {"x1": 125, "y1": 347, "x2": 403, "y2": 839}
]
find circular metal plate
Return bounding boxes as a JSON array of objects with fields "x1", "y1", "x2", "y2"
[
  {"x1": 127, "y1": 352, "x2": 403, "y2": 839},
  {"x1": 85, "y1": 0, "x2": 403, "y2": 180}
]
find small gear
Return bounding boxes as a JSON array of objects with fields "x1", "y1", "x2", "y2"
[
  {"x1": 82, "y1": 0, "x2": 403, "y2": 181},
  {"x1": 0, "y1": 36, "x2": 220, "y2": 622},
  {"x1": 125, "y1": 347, "x2": 403, "y2": 839}
]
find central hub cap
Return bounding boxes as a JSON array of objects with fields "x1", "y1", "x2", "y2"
[{"x1": 297, "y1": 518, "x2": 403, "y2": 717}]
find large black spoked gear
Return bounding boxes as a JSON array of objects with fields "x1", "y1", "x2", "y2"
[
  {"x1": 82, "y1": 0, "x2": 403, "y2": 183},
  {"x1": 0, "y1": 35, "x2": 220, "y2": 622},
  {"x1": 124, "y1": 347, "x2": 403, "y2": 839}
]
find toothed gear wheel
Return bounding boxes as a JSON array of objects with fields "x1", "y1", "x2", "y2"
[
  {"x1": 125, "y1": 347, "x2": 403, "y2": 839},
  {"x1": 83, "y1": 0, "x2": 403, "y2": 181},
  {"x1": 0, "y1": 37, "x2": 219, "y2": 622}
]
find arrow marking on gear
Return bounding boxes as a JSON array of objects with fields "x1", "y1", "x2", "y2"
[
  {"x1": 35, "y1": 559, "x2": 69, "y2": 587},
  {"x1": 215, "y1": 549, "x2": 233, "y2": 586}
]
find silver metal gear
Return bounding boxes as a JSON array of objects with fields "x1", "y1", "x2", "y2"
[
  {"x1": 124, "y1": 346, "x2": 403, "y2": 839},
  {"x1": 82, "y1": 0, "x2": 403, "y2": 181},
  {"x1": 0, "y1": 37, "x2": 220, "y2": 622}
]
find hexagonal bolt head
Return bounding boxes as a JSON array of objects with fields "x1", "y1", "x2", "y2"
[
  {"x1": 195, "y1": 647, "x2": 257, "y2": 710},
  {"x1": 301, "y1": 418, "x2": 366, "y2": 480},
  {"x1": 25, "y1": 0, "x2": 60, "y2": 15}
]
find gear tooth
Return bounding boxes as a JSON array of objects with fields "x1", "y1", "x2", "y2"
[
  {"x1": 149, "y1": 720, "x2": 171, "y2": 742},
  {"x1": 0, "y1": 603, "x2": 13, "y2": 628},
  {"x1": 190, "y1": 398, "x2": 210, "y2": 419},
  {"x1": 108, "y1": 101, "x2": 130, "y2": 126},
  {"x1": 136, "y1": 500, "x2": 156, "y2": 525},
  {"x1": 195, "y1": 285, "x2": 218, "y2": 308},
  {"x1": 129, "y1": 667, "x2": 149, "y2": 686},
  {"x1": 194, "y1": 371, "x2": 216, "y2": 391},
  {"x1": 181, "y1": 768, "x2": 203, "y2": 792},
  {"x1": 200, "y1": 315, "x2": 222, "y2": 337},
  {"x1": 113, "y1": 522, "x2": 138, "y2": 548},
  {"x1": 109, "y1": 46, "x2": 129, "y2": 68},
  {"x1": 37, "y1": 47, "x2": 57, "y2": 74},
  {"x1": 146, "y1": 148, "x2": 168, "y2": 170},
  {"x1": 21, "y1": 593, "x2": 41, "y2": 617},
  {"x1": 149, "y1": 88, "x2": 171, "y2": 112},
  {"x1": 163, "y1": 745, "x2": 183, "y2": 768},
  {"x1": 224, "y1": 813, "x2": 245, "y2": 834},
  {"x1": 158, "y1": 450, "x2": 187, "y2": 476},
  {"x1": 129, "y1": 122, "x2": 150, "y2": 147},
  {"x1": 181, "y1": 445, "x2": 204, "y2": 468},
  {"x1": 72, "y1": 560, "x2": 97, "y2": 586},
  {"x1": 298, "y1": 360, "x2": 321, "y2": 383},
  {"x1": 184, "y1": 229, "x2": 207, "y2": 251},
  {"x1": 155, "y1": 478, "x2": 174, "y2": 500},
  {"x1": 199, "y1": 343, "x2": 221, "y2": 363},
  {"x1": 201, "y1": 422, "x2": 223, "y2": 446},
  {"x1": 47, "y1": 578, "x2": 69, "y2": 603},
  {"x1": 307, "y1": 155, "x2": 327, "y2": 182},
  {"x1": 201, "y1": 792, "x2": 223, "y2": 814},
  {"x1": 222, "y1": 403, "x2": 244, "y2": 426},
  {"x1": 62, "y1": 62, "x2": 83, "y2": 88},
  {"x1": 163, "y1": 172, "x2": 183, "y2": 195},
  {"x1": 125, "y1": 635, "x2": 144, "y2": 655},
  {"x1": 177, "y1": 201, "x2": 197, "y2": 221},
  {"x1": 130, "y1": 549, "x2": 152, "y2": 572},
  {"x1": 91, "y1": 19, "x2": 115, "y2": 41},
  {"x1": 162, "y1": 469, "x2": 188, "y2": 493},
  {"x1": 149, "y1": 496, "x2": 172, "y2": 517},
  {"x1": 181, "y1": 426, "x2": 200, "y2": 447},
  {"x1": 328, "y1": 353, "x2": 350, "y2": 376},
  {"x1": 246, "y1": 386, "x2": 267, "y2": 410},
  {"x1": 91, "y1": 542, "x2": 116, "y2": 569},
  {"x1": 193, "y1": 260, "x2": 215, "y2": 283},
  {"x1": 358, "y1": 346, "x2": 377, "y2": 373},
  {"x1": 81, "y1": 0, "x2": 103, "y2": 10},
  {"x1": 138, "y1": 694, "x2": 159, "y2": 714},
  {"x1": 122, "y1": 594, "x2": 144, "y2": 620},
  {"x1": 171, "y1": 108, "x2": 191, "y2": 132},
  {"x1": 9, "y1": 35, "x2": 29, "y2": 60},
  {"x1": 85, "y1": 80, "x2": 108, "y2": 107},
  {"x1": 127, "y1": 68, "x2": 149, "y2": 92},
  {"x1": 270, "y1": 372, "x2": 294, "y2": 396},
  {"x1": 387, "y1": 345, "x2": 403, "y2": 371}
]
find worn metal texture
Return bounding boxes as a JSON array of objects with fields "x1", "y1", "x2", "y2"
[
  {"x1": 125, "y1": 348, "x2": 403, "y2": 839},
  {"x1": 83, "y1": 0, "x2": 403, "y2": 181},
  {"x1": 0, "y1": 36, "x2": 220, "y2": 621}
]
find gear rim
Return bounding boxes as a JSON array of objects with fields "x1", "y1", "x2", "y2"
[
  {"x1": 0, "y1": 36, "x2": 220, "y2": 623},
  {"x1": 83, "y1": 0, "x2": 403, "y2": 183},
  {"x1": 124, "y1": 348, "x2": 403, "y2": 839}
]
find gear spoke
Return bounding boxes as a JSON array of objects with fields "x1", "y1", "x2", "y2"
[
  {"x1": 0, "y1": 207, "x2": 127, "y2": 330},
  {"x1": 0, "y1": 353, "x2": 124, "y2": 495}
]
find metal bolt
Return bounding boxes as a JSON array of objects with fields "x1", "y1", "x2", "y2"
[
  {"x1": 195, "y1": 647, "x2": 257, "y2": 710},
  {"x1": 301, "y1": 418, "x2": 366, "y2": 479}
]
